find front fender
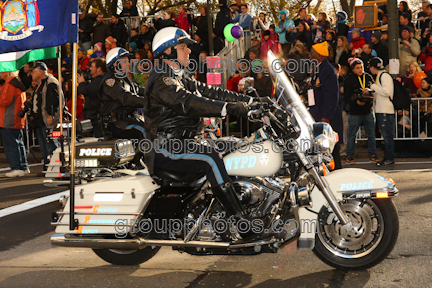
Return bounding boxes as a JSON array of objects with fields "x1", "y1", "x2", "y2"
[{"x1": 296, "y1": 168, "x2": 397, "y2": 250}]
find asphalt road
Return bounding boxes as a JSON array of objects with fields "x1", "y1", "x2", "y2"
[{"x1": 0, "y1": 163, "x2": 431, "y2": 287}]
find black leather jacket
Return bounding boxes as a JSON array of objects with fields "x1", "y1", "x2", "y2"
[
  {"x1": 100, "y1": 70, "x2": 146, "y2": 122},
  {"x1": 144, "y1": 61, "x2": 251, "y2": 140}
]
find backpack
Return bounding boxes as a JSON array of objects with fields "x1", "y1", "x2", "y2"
[{"x1": 378, "y1": 72, "x2": 411, "y2": 110}]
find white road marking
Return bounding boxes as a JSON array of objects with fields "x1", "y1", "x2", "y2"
[
  {"x1": 0, "y1": 190, "x2": 69, "y2": 219},
  {"x1": 0, "y1": 163, "x2": 43, "y2": 172},
  {"x1": 347, "y1": 161, "x2": 432, "y2": 165},
  {"x1": 373, "y1": 169, "x2": 432, "y2": 173}
]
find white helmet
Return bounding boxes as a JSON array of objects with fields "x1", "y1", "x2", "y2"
[
  {"x1": 152, "y1": 27, "x2": 196, "y2": 58},
  {"x1": 106, "y1": 47, "x2": 131, "y2": 68}
]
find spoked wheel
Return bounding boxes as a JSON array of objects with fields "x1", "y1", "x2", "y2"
[
  {"x1": 313, "y1": 199, "x2": 399, "y2": 270},
  {"x1": 92, "y1": 246, "x2": 161, "y2": 265}
]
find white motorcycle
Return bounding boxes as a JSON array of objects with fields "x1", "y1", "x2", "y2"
[{"x1": 51, "y1": 52, "x2": 399, "y2": 270}]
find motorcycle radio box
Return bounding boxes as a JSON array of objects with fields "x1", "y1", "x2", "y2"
[{"x1": 54, "y1": 175, "x2": 160, "y2": 235}]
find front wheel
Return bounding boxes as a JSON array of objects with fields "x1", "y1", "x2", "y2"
[
  {"x1": 93, "y1": 246, "x2": 161, "y2": 265},
  {"x1": 313, "y1": 198, "x2": 399, "y2": 270}
]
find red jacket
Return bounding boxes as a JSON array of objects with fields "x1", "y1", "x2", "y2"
[
  {"x1": 0, "y1": 76, "x2": 26, "y2": 129},
  {"x1": 261, "y1": 37, "x2": 278, "y2": 60},
  {"x1": 419, "y1": 46, "x2": 432, "y2": 73},
  {"x1": 227, "y1": 76, "x2": 241, "y2": 92},
  {"x1": 78, "y1": 56, "x2": 90, "y2": 71},
  {"x1": 350, "y1": 36, "x2": 366, "y2": 51},
  {"x1": 67, "y1": 95, "x2": 84, "y2": 120},
  {"x1": 175, "y1": 12, "x2": 191, "y2": 31}
]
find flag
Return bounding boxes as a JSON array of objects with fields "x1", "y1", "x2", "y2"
[
  {"x1": 0, "y1": 47, "x2": 58, "y2": 72},
  {"x1": 0, "y1": 0, "x2": 78, "y2": 54}
]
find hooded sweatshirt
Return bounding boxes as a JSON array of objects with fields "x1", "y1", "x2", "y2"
[
  {"x1": 275, "y1": 9, "x2": 294, "y2": 44},
  {"x1": 261, "y1": 31, "x2": 278, "y2": 59}
]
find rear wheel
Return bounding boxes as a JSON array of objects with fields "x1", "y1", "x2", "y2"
[
  {"x1": 313, "y1": 198, "x2": 399, "y2": 270},
  {"x1": 92, "y1": 246, "x2": 161, "y2": 265}
]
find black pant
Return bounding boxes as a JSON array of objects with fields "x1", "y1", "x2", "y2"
[
  {"x1": 154, "y1": 140, "x2": 230, "y2": 186},
  {"x1": 110, "y1": 118, "x2": 148, "y2": 164},
  {"x1": 110, "y1": 118, "x2": 147, "y2": 140}
]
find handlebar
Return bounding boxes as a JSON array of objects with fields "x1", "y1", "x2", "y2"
[{"x1": 247, "y1": 109, "x2": 263, "y2": 121}]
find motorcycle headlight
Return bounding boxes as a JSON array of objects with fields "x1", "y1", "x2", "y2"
[{"x1": 313, "y1": 122, "x2": 337, "y2": 153}]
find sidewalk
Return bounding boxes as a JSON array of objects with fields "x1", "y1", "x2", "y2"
[{"x1": 342, "y1": 141, "x2": 432, "y2": 171}]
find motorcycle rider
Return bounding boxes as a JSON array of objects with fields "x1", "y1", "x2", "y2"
[
  {"x1": 145, "y1": 27, "x2": 260, "y2": 240},
  {"x1": 99, "y1": 47, "x2": 147, "y2": 158}
]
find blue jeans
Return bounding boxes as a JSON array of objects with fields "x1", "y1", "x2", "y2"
[
  {"x1": 0, "y1": 128, "x2": 29, "y2": 171},
  {"x1": 35, "y1": 125, "x2": 59, "y2": 164},
  {"x1": 376, "y1": 113, "x2": 395, "y2": 161},
  {"x1": 346, "y1": 113, "x2": 377, "y2": 157}
]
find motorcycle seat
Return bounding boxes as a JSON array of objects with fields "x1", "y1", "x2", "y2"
[{"x1": 154, "y1": 169, "x2": 205, "y2": 183}]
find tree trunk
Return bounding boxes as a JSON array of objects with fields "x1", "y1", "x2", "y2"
[
  {"x1": 349, "y1": 0, "x2": 356, "y2": 20},
  {"x1": 340, "y1": 0, "x2": 351, "y2": 18},
  {"x1": 111, "y1": 0, "x2": 119, "y2": 15}
]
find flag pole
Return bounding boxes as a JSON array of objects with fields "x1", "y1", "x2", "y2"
[
  {"x1": 69, "y1": 42, "x2": 78, "y2": 230},
  {"x1": 57, "y1": 47, "x2": 63, "y2": 135},
  {"x1": 57, "y1": 47, "x2": 65, "y2": 165}
]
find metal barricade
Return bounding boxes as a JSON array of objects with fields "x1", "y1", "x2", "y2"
[
  {"x1": 216, "y1": 40, "x2": 240, "y2": 90},
  {"x1": 355, "y1": 97, "x2": 432, "y2": 141}
]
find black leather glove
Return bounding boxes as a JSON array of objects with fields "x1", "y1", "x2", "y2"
[
  {"x1": 254, "y1": 96, "x2": 274, "y2": 104},
  {"x1": 227, "y1": 102, "x2": 250, "y2": 118}
]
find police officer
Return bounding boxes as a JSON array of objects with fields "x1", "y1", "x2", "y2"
[
  {"x1": 145, "y1": 27, "x2": 258, "y2": 239},
  {"x1": 100, "y1": 47, "x2": 147, "y2": 146}
]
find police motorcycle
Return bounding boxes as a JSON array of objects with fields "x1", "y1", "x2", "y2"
[{"x1": 51, "y1": 50, "x2": 399, "y2": 270}]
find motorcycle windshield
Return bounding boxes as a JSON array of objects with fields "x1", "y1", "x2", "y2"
[{"x1": 267, "y1": 51, "x2": 315, "y2": 144}]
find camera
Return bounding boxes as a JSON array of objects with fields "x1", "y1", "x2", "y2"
[
  {"x1": 62, "y1": 68, "x2": 91, "y2": 82},
  {"x1": 186, "y1": 7, "x2": 193, "y2": 11},
  {"x1": 17, "y1": 100, "x2": 33, "y2": 118},
  {"x1": 78, "y1": 68, "x2": 92, "y2": 81},
  {"x1": 352, "y1": 88, "x2": 374, "y2": 103}
]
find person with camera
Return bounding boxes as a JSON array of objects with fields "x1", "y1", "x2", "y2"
[
  {"x1": 0, "y1": 71, "x2": 30, "y2": 177},
  {"x1": 350, "y1": 28, "x2": 366, "y2": 56},
  {"x1": 344, "y1": 58, "x2": 379, "y2": 164},
  {"x1": 77, "y1": 58, "x2": 107, "y2": 138},
  {"x1": 187, "y1": 5, "x2": 209, "y2": 44},
  {"x1": 399, "y1": 25, "x2": 420, "y2": 77},
  {"x1": 369, "y1": 57, "x2": 395, "y2": 166},
  {"x1": 29, "y1": 62, "x2": 63, "y2": 174}
]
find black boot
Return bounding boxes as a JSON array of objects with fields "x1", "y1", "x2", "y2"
[
  {"x1": 211, "y1": 181, "x2": 244, "y2": 219},
  {"x1": 211, "y1": 182, "x2": 257, "y2": 241}
]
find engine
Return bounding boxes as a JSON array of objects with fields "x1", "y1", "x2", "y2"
[{"x1": 233, "y1": 177, "x2": 288, "y2": 217}]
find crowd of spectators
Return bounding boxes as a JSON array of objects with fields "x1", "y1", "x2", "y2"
[{"x1": 5, "y1": 0, "x2": 432, "y2": 176}]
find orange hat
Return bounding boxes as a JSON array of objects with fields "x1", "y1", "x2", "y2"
[
  {"x1": 312, "y1": 42, "x2": 329, "y2": 57},
  {"x1": 105, "y1": 36, "x2": 117, "y2": 45}
]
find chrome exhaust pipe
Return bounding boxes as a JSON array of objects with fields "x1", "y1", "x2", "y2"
[
  {"x1": 51, "y1": 234, "x2": 144, "y2": 250},
  {"x1": 51, "y1": 234, "x2": 230, "y2": 249}
]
